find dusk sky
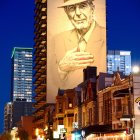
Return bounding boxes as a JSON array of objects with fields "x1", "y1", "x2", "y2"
[
  {"x1": 0, "y1": 0, "x2": 34, "y2": 133},
  {"x1": 0, "y1": 0, "x2": 140, "y2": 133}
]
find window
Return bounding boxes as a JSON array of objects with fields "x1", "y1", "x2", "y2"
[
  {"x1": 58, "y1": 103, "x2": 62, "y2": 113},
  {"x1": 116, "y1": 98, "x2": 122, "y2": 112},
  {"x1": 58, "y1": 119, "x2": 63, "y2": 125},
  {"x1": 68, "y1": 103, "x2": 72, "y2": 108},
  {"x1": 68, "y1": 98, "x2": 73, "y2": 108},
  {"x1": 75, "y1": 113, "x2": 77, "y2": 122}
]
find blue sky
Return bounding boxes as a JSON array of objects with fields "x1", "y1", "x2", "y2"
[
  {"x1": 0, "y1": 0, "x2": 140, "y2": 133},
  {"x1": 0, "y1": 0, "x2": 34, "y2": 133},
  {"x1": 107, "y1": 0, "x2": 140, "y2": 66}
]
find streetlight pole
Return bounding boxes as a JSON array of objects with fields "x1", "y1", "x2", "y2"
[{"x1": 128, "y1": 74, "x2": 135, "y2": 140}]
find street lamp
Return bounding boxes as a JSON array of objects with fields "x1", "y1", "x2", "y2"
[{"x1": 132, "y1": 66, "x2": 140, "y2": 74}]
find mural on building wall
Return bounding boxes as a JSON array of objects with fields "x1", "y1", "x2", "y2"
[{"x1": 47, "y1": 0, "x2": 107, "y2": 102}]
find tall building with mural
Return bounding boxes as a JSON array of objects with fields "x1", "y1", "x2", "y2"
[
  {"x1": 33, "y1": 0, "x2": 106, "y2": 138},
  {"x1": 47, "y1": 0, "x2": 107, "y2": 101},
  {"x1": 32, "y1": 1, "x2": 140, "y2": 140}
]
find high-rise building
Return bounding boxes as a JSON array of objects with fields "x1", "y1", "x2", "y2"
[
  {"x1": 107, "y1": 50, "x2": 131, "y2": 75},
  {"x1": 4, "y1": 101, "x2": 33, "y2": 129},
  {"x1": 7, "y1": 47, "x2": 33, "y2": 129},
  {"x1": 4, "y1": 102, "x2": 12, "y2": 132},
  {"x1": 11, "y1": 47, "x2": 33, "y2": 102},
  {"x1": 33, "y1": 0, "x2": 47, "y2": 129},
  {"x1": 12, "y1": 101, "x2": 33, "y2": 128}
]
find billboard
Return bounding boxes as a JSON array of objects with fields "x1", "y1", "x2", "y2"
[{"x1": 47, "y1": 0, "x2": 106, "y2": 102}]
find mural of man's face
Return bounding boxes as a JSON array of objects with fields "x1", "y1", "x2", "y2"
[{"x1": 65, "y1": 1, "x2": 94, "y2": 32}]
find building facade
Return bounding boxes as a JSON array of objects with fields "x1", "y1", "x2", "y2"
[
  {"x1": 8, "y1": 47, "x2": 33, "y2": 130},
  {"x1": 4, "y1": 102, "x2": 12, "y2": 132},
  {"x1": 17, "y1": 116, "x2": 34, "y2": 140},
  {"x1": 33, "y1": 0, "x2": 47, "y2": 131},
  {"x1": 107, "y1": 50, "x2": 131, "y2": 75},
  {"x1": 11, "y1": 47, "x2": 33, "y2": 102},
  {"x1": 52, "y1": 67, "x2": 140, "y2": 140},
  {"x1": 12, "y1": 101, "x2": 33, "y2": 128}
]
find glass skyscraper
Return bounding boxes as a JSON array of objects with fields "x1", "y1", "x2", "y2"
[
  {"x1": 107, "y1": 50, "x2": 131, "y2": 75},
  {"x1": 11, "y1": 47, "x2": 33, "y2": 102}
]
